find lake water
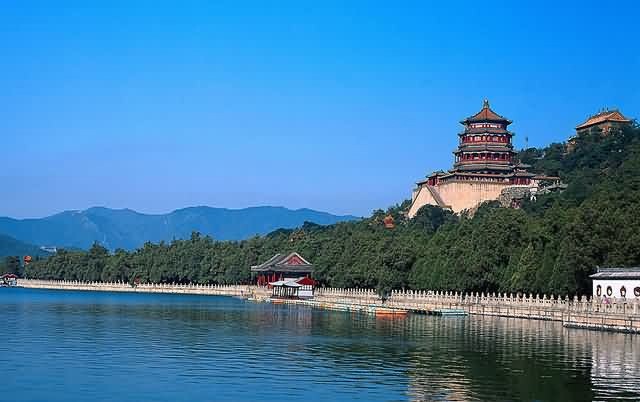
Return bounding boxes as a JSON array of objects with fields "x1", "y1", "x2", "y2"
[{"x1": 1, "y1": 288, "x2": 639, "y2": 401}]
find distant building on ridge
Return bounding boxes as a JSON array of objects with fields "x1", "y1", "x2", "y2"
[
  {"x1": 567, "y1": 108, "x2": 632, "y2": 152},
  {"x1": 408, "y1": 100, "x2": 555, "y2": 217}
]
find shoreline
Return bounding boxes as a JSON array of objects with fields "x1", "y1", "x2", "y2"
[{"x1": 16, "y1": 279, "x2": 640, "y2": 334}]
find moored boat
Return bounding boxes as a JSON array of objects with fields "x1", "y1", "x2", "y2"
[
  {"x1": 0, "y1": 274, "x2": 19, "y2": 287},
  {"x1": 375, "y1": 307, "x2": 408, "y2": 317}
]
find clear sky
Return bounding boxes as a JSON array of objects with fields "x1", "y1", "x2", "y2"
[{"x1": 1, "y1": 0, "x2": 638, "y2": 218}]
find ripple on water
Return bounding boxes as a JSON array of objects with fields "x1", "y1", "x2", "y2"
[{"x1": 1, "y1": 288, "x2": 639, "y2": 402}]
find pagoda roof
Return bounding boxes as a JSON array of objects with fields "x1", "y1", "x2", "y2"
[
  {"x1": 576, "y1": 109, "x2": 631, "y2": 130},
  {"x1": 513, "y1": 171, "x2": 536, "y2": 177},
  {"x1": 461, "y1": 100, "x2": 512, "y2": 125},
  {"x1": 449, "y1": 171, "x2": 511, "y2": 178},
  {"x1": 460, "y1": 127, "x2": 511, "y2": 135},
  {"x1": 424, "y1": 170, "x2": 447, "y2": 178},
  {"x1": 435, "y1": 171, "x2": 538, "y2": 183},
  {"x1": 446, "y1": 171, "x2": 537, "y2": 179},
  {"x1": 251, "y1": 252, "x2": 313, "y2": 273},
  {"x1": 533, "y1": 175, "x2": 561, "y2": 181},
  {"x1": 416, "y1": 170, "x2": 448, "y2": 185},
  {"x1": 454, "y1": 163, "x2": 514, "y2": 172},
  {"x1": 455, "y1": 144, "x2": 514, "y2": 152}
]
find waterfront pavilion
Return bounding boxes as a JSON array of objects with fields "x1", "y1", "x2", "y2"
[
  {"x1": 269, "y1": 280, "x2": 303, "y2": 299},
  {"x1": 251, "y1": 252, "x2": 314, "y2": 286},
  {"x1": 1, "y1": 274, "x2": 18, "y2": 287}
]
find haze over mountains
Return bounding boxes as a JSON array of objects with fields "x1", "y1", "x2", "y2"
[
  {"x1": 0, "y1": 234, "x2": 53, "y2": 258},
  {"x1": 0, "y1": 206, "x2": 359, "y2": 251}
]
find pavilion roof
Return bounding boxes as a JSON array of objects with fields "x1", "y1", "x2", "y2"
[
  {"x1": 269, "y1": 280, "x2": 303, "y2": 287},
  {"x1": 461, "y1": 100, "x2": 512, "y2": 125},
  {"x1": 296, "y1": 277, "x2": 316, "y2": 286},
  {"x1": 251, "y1": 252, "x2": 313, "y2": 273},
  {"x1": 576, "y1": 109, "x2": 631, "y2": 130},
  {"x1": 590, "y1": 267, "x2": 640, "y2": 280}
]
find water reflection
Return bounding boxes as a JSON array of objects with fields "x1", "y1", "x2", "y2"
[
  {"x1": 1, "y1": 288, "x2": 639, "y2": 402},
  {"x1": 584, "y1": 330, "x2": 639, "y2": 400}
]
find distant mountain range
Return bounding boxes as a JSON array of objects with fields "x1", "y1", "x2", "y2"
[
  {"x1": 0, "y1": 206, "x2": 359, "y2": 251},
  {"x1": 0, "y1": 234, "x2": 52, "y2": 258}
]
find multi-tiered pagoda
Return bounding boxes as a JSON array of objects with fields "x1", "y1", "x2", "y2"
[{"x1": 408, "y1": 100, "x2": 539, "y2": 216}]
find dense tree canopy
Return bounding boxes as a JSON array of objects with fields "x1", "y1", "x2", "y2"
[
  {"x1": 25, "y1": 123, "x2": 640, "y2": 296},
  {"x1": 1, "y1": 256, "x2": 21, "y2": 276}
]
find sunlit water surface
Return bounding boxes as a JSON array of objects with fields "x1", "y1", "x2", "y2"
[{"x1": 1, "y1": 288, "x2": 639, "y2": 401}]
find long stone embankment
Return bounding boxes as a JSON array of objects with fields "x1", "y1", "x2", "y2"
[
  {"x1": 18, "y1": 279, "x2": 251, "y2": 297},
  {"x1": 317, "y1": 288, "x2": 640, "y2": 334},
  {"x1": 17, "y1": 279, "x2": 640, "y2": 334}
]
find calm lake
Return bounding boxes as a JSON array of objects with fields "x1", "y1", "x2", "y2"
[{"x1": 1, "y1": 288, "x2": 639, "y2": 401}]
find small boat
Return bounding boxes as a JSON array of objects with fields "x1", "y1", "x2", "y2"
[
  {"x1": 430, "y1": 309, "x2": 467, "y2": 316},
  {"x1": 375, "y1": 307, "x2": 408, "y2": 317},
  {"x1": 0, "y1": 274, "x2": 18, "y2": 287}
]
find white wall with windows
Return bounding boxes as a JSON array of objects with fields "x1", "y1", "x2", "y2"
[{"x1": 592, "y1": 279, "x2": 640, "y2": 299}]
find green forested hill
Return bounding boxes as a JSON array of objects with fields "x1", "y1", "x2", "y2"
[
  {"x1": 0, "y1": 234, "x2": 51, "y2": 275},
  {"x1": 0, "y1": 234, "x2": 50, "y2": 258},
  {"x1": 26, "y1": 123, "x2": 640, "y2": 296}
]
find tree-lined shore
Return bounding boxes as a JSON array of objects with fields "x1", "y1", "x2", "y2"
[{"x1": 20, "y1": 123, "x2": 640, "y2": 296}]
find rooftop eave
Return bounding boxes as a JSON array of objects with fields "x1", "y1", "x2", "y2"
[
  {"x1": 590, "y1": 267, "x2": 640, "y2": 279},
  {"x1": 461, "y1": 117, "x2": 512, "y2": 125},
  {"x1": 458, "y1": 130, "x2": 514, "y2": 136},
  {"x1": 590, "y1": 272, "x2": 640, "y2": 280},
  {"x1": 575, "y1": 120, "x2": 632, "y2": 130}
]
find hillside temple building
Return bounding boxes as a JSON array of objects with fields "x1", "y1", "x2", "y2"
[
  {"x1": 408, "y1": 100, "x2": 550, "y2": 217},
  {"x1": 567, "y1": 108, "x2": 632, "y2": 152}
]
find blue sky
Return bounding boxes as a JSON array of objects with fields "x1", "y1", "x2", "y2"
[{"x1": 1, "y1": 0, "x2": 638, "y2": 218}]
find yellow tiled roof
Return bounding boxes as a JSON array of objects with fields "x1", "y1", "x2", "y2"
[{"x1": 576, "y1": 110, "x2": 631, "y2": 130}]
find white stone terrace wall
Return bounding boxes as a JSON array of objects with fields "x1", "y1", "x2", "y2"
[
  {"x1": 316, "y1": 288, "x2": 640, "y2": 318},
  {"x1": 18, "y1": 279, "x2": 251, "y2": 297},
  {"x1": 18, "y1": 280, "x2": 640, "y2": 328}
]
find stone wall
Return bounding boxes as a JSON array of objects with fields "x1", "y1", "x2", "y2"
[
  {"x1": 18, "y1": 280, "x2": 640, "y2": 333},
  {"x1": 408, "y1": 184, "x2": 439, "y2": 217},
  {"x1": 18, "y1": 279, "x2": 252, "y2": 297},
  {"x1": 316, "y1": 288, "x2": 640, "y2": 333},
  {"x1": 437, "y1": 181, "x2": 511, "y2": 213},
  {"x1": 409, "y1": 180, "x2": 535, "y2": 216}
]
